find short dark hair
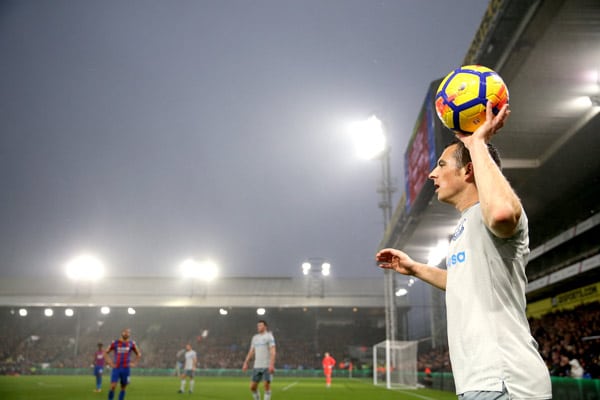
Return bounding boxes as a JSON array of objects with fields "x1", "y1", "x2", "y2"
[
  {"x1": 448, "y1": 139, "x2": 501, "y2": 169},
  {"x1": 258, "y1": 319, "x2": 268, "y2": 326}
]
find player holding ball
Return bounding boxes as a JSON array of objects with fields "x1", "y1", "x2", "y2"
[{"x1": 376, "y1": 102, "x2": 551, "y2": 399}]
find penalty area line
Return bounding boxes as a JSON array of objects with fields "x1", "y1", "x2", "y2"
[{"x1": 281, "y1": 381, "x2": 298, "y2": 391}]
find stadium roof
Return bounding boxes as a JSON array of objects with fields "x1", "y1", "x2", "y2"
[
  {"x1": 381, "y1": 0, "x2": 600, "y2": 298},
  {"x1": 0, "y1": 276, "x2": 409, "y2": 308}
]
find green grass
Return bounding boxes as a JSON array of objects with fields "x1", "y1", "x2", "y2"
[{"x1": 0, "y1": 375, "x2": 456, "y2": 400}]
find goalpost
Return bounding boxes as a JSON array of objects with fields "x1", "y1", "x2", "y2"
[{"x1": 372, "y1": 340, "x2": 418, "y2": 389}]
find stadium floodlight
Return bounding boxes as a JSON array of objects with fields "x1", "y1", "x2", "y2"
[
  {"x1": 395, "y1": 288, "x2": 408, "y2": 297},
  {"x1": 256, "y1": 308, "x2": 266, "y2": 316},
  {"x1": 302, "y1": 259, "x2": 332, "y2": 276},
  {"x1": 65, "y1": 254, "x2": 105, "y2": 281},
  {"x1": 65, "y1": 308, "x2": 74, "y2": 317},
  {"x1": 180, "y1": 258, "x2": 219, "y2": 281},
  {"x1": 349, "y1": 115, "x2": 386, "y2": 160},
  {"x1": 18, "y1": 308, "x2": 28, "y2": 317},
  {"x1": 301, "y1": 262, "x2": 311, "y2": 275},
  {"x1": 127, "y1": 307, "x2": 136, "y2": 315},
  {"x1": 219, "y1": 308, "x2": 228, "y2": 316},
  {"x1": 100, "y1": 306, "x2": 110, "y2": 315},
  {"x1": 44, "y1": 308, "x2": 54, "y2": 317}
]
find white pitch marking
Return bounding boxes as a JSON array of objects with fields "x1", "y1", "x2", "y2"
[{"x1": 281, "y1": 381, "x2": 298, "y2": 391}]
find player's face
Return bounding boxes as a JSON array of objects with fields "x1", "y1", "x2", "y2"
[
  {"x1": 428, "y1": 144, "x2": 466, "y2": 205},
  {"x1": 257, "y1": 322, "x2": 266, "y2": 333},
  {"x1": 186, "y1": 344, "x2": 191, "y2": 351},
  {"x1": 121, "y1": 329, "x2": 131, "y2": 340}
]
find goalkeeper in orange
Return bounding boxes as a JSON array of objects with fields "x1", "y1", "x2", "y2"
[{"x1": 322, "y1": 352, "x2": 336, "y2": 387}]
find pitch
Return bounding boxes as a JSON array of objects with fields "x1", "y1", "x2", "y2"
[{"x1": 0, "y1": 375, "x2": 456, "y2": 400}]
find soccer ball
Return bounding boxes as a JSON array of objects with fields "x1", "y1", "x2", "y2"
[{"x1": 435, "y1": 65, "x2": 509, "y2": 134}]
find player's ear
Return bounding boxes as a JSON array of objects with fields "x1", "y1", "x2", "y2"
[{"x1": 464, "y1": 162, "x2": 475, "y2": 181}]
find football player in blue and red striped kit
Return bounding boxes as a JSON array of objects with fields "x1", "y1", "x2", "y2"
[
  {"x1": 105, "y1": 328, "x2": 141, "y2": 400},
  {"x1": 93, "y1": 342, "x2": 105, "y2": 392}
]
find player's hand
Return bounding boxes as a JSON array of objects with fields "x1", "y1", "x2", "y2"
[
  {"x1": 456, "y1": 101, "x2": 510, "y2": 144},
  {"x1": 242, "y1": 362, "x2": 248, "y2": 372},
  {"x1": 269, "y1": 365, "x2": 275, "y2": 374},
  {"x1": 376, "y1": 248, "x2": 416, "y2": 276}
]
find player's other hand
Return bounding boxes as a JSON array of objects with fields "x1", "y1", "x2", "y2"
[
  {"x1": 376, "y1": 248, "x2": 416, "y2": 276},
  {"x1": 242, "y1": 362, "x2": 248, "y2": 372},
  {"x1": 269, "y1": 365, "x2": 275, "y2": 374}
]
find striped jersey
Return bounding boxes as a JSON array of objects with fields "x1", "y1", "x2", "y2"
[
  {"x1": 108, "y1": 339, "x2": 138, "y2": 368},
  {"x1": 94, "y1": 350, "x2": 105, "y2": 367}
]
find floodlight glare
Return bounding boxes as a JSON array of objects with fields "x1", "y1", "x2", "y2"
[
  {"x1": 100, "y1": 306, "x2": 110, "y2": 315},
  {"x1": 395, "y1": 288, "x2": 408, "y2": 297},
  {"x1": 427, "y1": 239, "x2": 450, "y2": 266},
  {"x1": 349, "y1": 115, "x2": 386, "y2": 160},
  {"x1": 180, "y1": 258, "x2": 219, "y2": 281},
  {"x1": 321, "y1": 262, "x2": 331, "y2": 276},
  {"x1": 44, "y1": 308, "x2": 54, "y2": 317},
  {"x1": 219, "y1": 308, "x2": 228, "y2": 316},
  {"x1": 65, "y1": 308, "x2": 74, "y2": 317},
  {"x1": 127, "y1": 307, "x2": 136, "y2": 315},
  {"x1": 65, "y1": 254, "x2": 105, "y2": 281},
  {"x1": 19, "y1": 308, "x2": 27, "y2": 317},
  {"x1": 301, "y1": 262, "x2": 311, "y2": 275},
  {"x1": 256, "y1": 308, "x2": 266, "y2": 316}
]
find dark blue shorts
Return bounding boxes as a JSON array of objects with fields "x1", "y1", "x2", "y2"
[
  {"x1": 94, "y1": 366, "x2": 104, "y2": 376},
  {"x1": 111, "y1": 367, "x2": 131, "y2": 385}
]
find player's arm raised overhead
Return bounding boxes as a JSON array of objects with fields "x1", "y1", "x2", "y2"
[
  {"x1": 456, "y1": 103, "x2": 521, "y2": 238},
  {"x1": 376, "y1": 248, "x2": 447, "y2": 290}
]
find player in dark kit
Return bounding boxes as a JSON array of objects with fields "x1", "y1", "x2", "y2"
[{"x1": 105, "y1": 328, "x2": 141, "y2": 400}]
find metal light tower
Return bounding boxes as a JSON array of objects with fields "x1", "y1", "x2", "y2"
[
  {"x1": 379, "y1": 146, "x2": 397, "y2": 345},
  {"x1": 350, "y1": 115, "x2": 397, "y2": 344}
]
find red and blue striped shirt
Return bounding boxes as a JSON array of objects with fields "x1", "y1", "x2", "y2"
[{"x1": 108, "y1": 339, "x2": 138, "y2": 368}]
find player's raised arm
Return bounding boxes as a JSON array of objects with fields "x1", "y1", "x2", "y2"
[
  {"x1": 456, "y1": 103, "x2": 521, "y2": 238},
  {"x1": 376, "y1": 248, "x2": 447, "y2": 290}
]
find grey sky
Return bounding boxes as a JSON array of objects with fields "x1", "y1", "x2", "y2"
[{"x1": 0, "y1": 0, "x2": 488, "y2": 278}]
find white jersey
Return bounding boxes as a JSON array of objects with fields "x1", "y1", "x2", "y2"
[
  {"x1": 184, "y1": 350, "x2": 197, "y2": 370},
  {"x1": 445, "y1": 204, "x2": 551, "y2": 398},
  {"x1": 250, "y1": 332, "x2": 275, "y2": 369}
]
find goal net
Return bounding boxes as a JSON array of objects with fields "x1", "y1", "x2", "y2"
[{"x1": 372, "y1": 340, "x2": 418, "y2": 389}]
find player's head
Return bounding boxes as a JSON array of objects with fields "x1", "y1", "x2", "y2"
[
  {"x1": 257, "y1": 320, "x2": 268, "y2": 333},
  {"x1": 121, "y1": 328, "x2": 131, "y2": 340},
  {"x1": 429, "y1": 140, "x2": 501, "y2": 205},
  {"x1": 324, "y1": 352, "x2": 330, "y2": 357},
  {"x1": 97, "y1": 342, "x2": 103, "y2": 349},
  {"x1": 186, "y1": 343, "x2": 192, "y2": 351},
  {"x1": 448, "y1": 139, "x2": 501, "y2": 169}
]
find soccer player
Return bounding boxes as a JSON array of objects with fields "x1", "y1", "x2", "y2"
[
  {"x1": 322, "y1": 352, "x2": 336, "y2": 387},
  {"x1": 93, "y1": 342, "x2": 105, "y2": 392},
  {"x1": 242, "y1": 320, "x2": 276, "y2": 400},
  {"x1": 376, "y1": 103, "x2": 551, "y2": 399},
  {"x1": 178, "y1": 343, "x2": 197, "y2": 394},
  {"x1": 105, "y1": 328, "x2": 141, "y2": 400}
]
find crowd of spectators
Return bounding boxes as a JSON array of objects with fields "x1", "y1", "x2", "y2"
[
  {"x1": 417, "y1": 301, "x2": 600, "y2": 380},
  {"x1": 2, "y1": 302, "x2": 599, "y2": 380},
  {"x1": 0, "y1": 306, "x2": 376, "y2": 375}
]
